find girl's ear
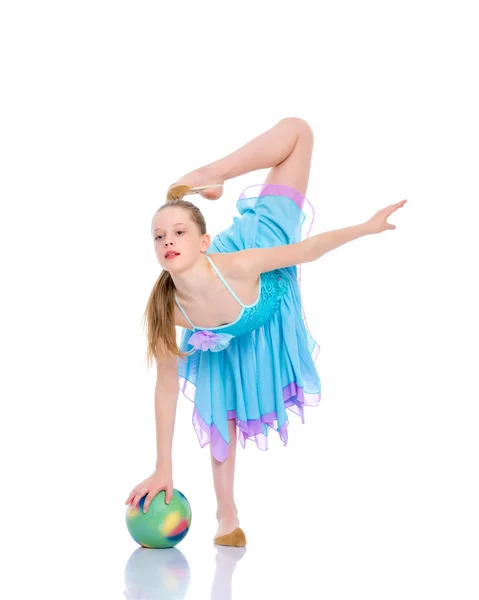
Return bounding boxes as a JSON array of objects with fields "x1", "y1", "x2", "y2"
[{"x1": 201, "y1": 234, "x2": 211, "y2": 252}]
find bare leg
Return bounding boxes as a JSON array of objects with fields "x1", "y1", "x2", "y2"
[
  {"x1": 211, "y1": 418, "x2": 240, "y2": 538},
  {"x1": 172, "y1": 117, "x2": 313, "y2": 197}
]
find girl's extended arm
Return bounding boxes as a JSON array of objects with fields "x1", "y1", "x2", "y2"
[{"x1": 235, "y1": 200, "x2": 407, "y2": 278}]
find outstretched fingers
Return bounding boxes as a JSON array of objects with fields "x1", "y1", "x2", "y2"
[
  {"x1": 391, "y1": 199, "x2": 407, "y2": 212},
  {"x1": 384, "y1": 199, "x2": 407, "y2": 223}
]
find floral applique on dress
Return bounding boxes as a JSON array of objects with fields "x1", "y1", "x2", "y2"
[{"x1": 188, "y1": 330, "x2": 234, "y2": 352}]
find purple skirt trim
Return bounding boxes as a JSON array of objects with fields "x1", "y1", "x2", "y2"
[
  {"x1": 239, "y1": 183, "x2": 307, "y2": 211},
  {"x1": 181, "y1": 376, "x2": 321, "y2": 463}
]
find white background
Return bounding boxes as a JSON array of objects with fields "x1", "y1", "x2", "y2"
[{"x1": 1, "y1": 1, "x2": 478, "y2": 598}]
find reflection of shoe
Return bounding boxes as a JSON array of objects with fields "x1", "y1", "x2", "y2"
[
  {"x1": 166, "y1": 183, "x2": 224, "y2": 202},
  {"x1": 213, "y1": 527, "x2": 247, "y2": 547},
  {"x1": 214, "y1": 545, "x2": 247, "y2": 561}
]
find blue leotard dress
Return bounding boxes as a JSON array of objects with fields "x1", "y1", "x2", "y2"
[{"x1": 175, "y1": 183, "x2": 321, "y2": 462}]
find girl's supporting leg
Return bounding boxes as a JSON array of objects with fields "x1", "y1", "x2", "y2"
[
  {"x1": 211, "y1": 418, "x2": 240, "y2": 538},
  {"x1": 173, "y1": 116, "x2": 314, "y2": 198}
]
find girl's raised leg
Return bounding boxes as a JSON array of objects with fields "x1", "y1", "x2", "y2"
[
  {"x1": 171, "y1": 116, "x2": 314, "y2": 198},
  {"x1": 211, "y1": 418, "x2": 240, "y2": 539}
]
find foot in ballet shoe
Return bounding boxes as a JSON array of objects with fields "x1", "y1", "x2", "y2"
[
  {"x1": 213, "y1": 527, "x2": 247, "y2": 547},
  {"x1": 166, "y1": 182, "x2": 224, "y2": 202},
  {"x1": 166, "y1": 167, "x2": 225, "y2": 202}
]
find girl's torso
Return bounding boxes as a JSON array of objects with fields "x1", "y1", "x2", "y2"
[
  {"x1": 173, "y1": 253, "x2": 288, "y2": 335},
  {"x1": 173, "y1": 253, "x2": 259, "y2": 331}
]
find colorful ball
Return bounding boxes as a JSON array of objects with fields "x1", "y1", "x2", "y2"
[{"x1": 125, "y1": 489, "x2": 192, "y2": 549}]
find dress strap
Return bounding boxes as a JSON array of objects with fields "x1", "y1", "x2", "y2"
[
  {"x1": 206, "y1": 254, "x2": 245, "y2": 308},
  {"x1": 174, "y1": 293, "x2": 196, "y2": 329}
]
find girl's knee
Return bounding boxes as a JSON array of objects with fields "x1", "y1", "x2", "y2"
[{"x1": 281, "y1": 117, "x2": 314, "y2": 140}]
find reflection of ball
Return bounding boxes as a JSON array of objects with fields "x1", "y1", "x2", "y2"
[
  {"x1": 124, "y1": 547, "x2": 191, "y2": 599},
  {"x1": 125, "y1": 489, "x2": 192, "y2": 549}
]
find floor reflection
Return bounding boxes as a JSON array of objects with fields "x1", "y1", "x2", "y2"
[
  {"x1": 123, "y1": 544, "x2": 247, "y2": 599},
  {"x1": 124, "y1": 546, "x2": 191, "y2": 599},
  {"x1": 211, "y1": 545, "x2": 247, "y2": 600}
]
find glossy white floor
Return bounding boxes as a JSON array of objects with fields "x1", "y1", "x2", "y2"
[{"x1": 2, "y1": 1, "x2": 478, "y2": 597}]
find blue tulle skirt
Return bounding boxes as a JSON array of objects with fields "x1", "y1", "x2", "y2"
[{"x1": 177, "y1": 183, "x2": 321, "y2": 462}]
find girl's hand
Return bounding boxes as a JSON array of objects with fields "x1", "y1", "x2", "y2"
[
  {"x1": 365, "y1": 199, "x2": 407, "y2": 234},
  {"x1": 125, "y1": 468, "x2": 174, "y2": 513}
]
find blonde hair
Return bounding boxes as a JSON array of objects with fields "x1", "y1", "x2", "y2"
[{"x1": 143, "y1": 198, "x2": 207, "y2": 369}]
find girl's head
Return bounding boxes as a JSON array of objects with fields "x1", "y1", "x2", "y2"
[
  {"x1": 143, "y1": 199, "x2": 209, "y2": 368},
  {"x1": 151, "y1": 199, "x2": 210, "y2": 271}
]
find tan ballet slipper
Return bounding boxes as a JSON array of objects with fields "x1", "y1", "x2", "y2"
[
  {"x1": 214, "y1": 527, "x2": 247, "y2": 547},
  {"x1": 166, "y1": 183, "x2": 224, "y2": 202}
]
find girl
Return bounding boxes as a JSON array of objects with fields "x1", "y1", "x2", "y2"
[{"x1": 125, "y1": 117, "x2": 407, "y2": 547}]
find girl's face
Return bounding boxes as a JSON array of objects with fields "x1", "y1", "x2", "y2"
[{"x1": 151, "y1": 207, "x2": 209, "y2": 271}]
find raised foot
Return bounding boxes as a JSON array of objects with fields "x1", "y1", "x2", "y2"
[{"x1": 167, "y1": 169, "x2": 225, "y2": 202}]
